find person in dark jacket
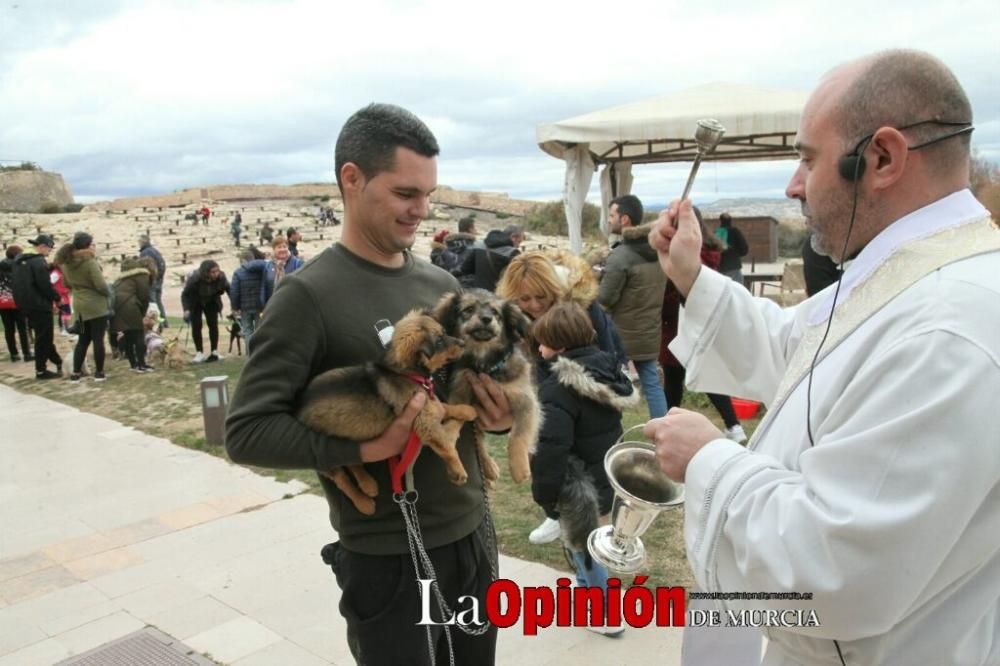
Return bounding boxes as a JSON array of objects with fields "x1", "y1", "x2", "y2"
[
  {"x1": 230, "y1": 249, "x2": 267, "y2": 352},
  {"x1": 802, "y1": 232, "x2": 843, "y2": 296},
  {"x1": 456, "y1": 225, "x2": 522, "y2": 291},
  {"x1": 597, "y1": 194, "x2": 668, "y2": 419},
  {"x1": 530, "y1": 302, "x2": 638, "y2": 636},
  {"x1": 285, "y1": 227, "x2": 301, "y2": 257},
  {"x1": 112, "y1": 256, "x2": 155, "y2": 372},
  {"x1": 715, "y1": 212, "x2": 749, "y2": 284},
  {"x1": 11, "y1": 235, "x2": 62, "y2": 378},
  {"x1": 181, "y1": 259, "x2": 230, "y2": 363},
  {"x1": 0, "y1": 245, "x2": 32, "y2": 363},
  {"x1": 138, "y1": 234, "x2": 168, "y2": 324}
]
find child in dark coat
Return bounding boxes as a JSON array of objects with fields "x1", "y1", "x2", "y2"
[{"x1": 530, "y1": 302, "x2": 639, "y2": 636}]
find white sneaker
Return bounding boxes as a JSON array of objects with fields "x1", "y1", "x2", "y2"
[
  {"x1": 528, "y1": 517, "x2": 560, "y2": 545},
  {"x1": 726, "y1": 424, "x2": 747, "y2": 444},
  {"x1": 587, "y1": 625, "x2": 625, "y2": 637},
  {"x1": 208, "y1": 350, "x2": 223, "y2": 361},
  {"x1": 192, "y1": 352, "x2": 205, "y2": 363}
]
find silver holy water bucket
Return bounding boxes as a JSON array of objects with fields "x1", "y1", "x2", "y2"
[{"x1": 587, "y1": 426, "x2": 685, "y2": 573}]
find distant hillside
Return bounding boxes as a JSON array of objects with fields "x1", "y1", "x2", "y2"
[{"x1": 700, "y1": 198, "x2": 805, "y2": 227}]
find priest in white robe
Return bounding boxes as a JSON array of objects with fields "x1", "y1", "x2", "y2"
[{"x1": 646, "y1": 50, "x2": 1000, "y2": 665}]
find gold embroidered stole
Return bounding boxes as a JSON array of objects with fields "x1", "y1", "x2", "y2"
[{"x1": 748, "y1": 216, "x2": 1000, "y2": 450}]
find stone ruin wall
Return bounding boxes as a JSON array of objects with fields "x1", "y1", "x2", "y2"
[
  {"x1": 0, "y1": 170, "x2": 74, "y2": 212},
  {"x1": 84, "y1": 183, "x2": 542, "y2": 218}
]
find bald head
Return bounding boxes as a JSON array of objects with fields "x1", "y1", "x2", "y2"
[{"x1": 830, "y1": 50, "x2": 972, "y2": 176}]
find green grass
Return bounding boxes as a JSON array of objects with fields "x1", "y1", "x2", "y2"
[{"x1": 1, "y1": 342, "x2": 761, "y2": 588}]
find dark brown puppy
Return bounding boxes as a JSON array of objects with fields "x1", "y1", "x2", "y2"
[
  {"x1": 297, "y1": 309, "x2": 478, "y2": 514},
  {"x1": 433, "y1": 289, "x2": 540, "y2": 484}
]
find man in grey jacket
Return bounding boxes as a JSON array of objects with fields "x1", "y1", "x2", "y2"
[{"x1": 597, "y1": 194, "x2": 668, "y2": 418}]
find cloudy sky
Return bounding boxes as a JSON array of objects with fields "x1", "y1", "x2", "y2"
[{"x1": 2, "y1": 0, "x2": 998, "y2": 206}]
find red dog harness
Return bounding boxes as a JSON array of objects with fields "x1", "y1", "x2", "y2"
[{"x1": 388, "y1": 373, "x2": 435, "y2": 495}]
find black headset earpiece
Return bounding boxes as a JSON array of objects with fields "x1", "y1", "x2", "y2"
[
  {"x1": 837, "y1": 120, "x2": 974, "y2": 183},
  {"x1": 838, "y1": 153, "x2": 865, "y2": 181}
]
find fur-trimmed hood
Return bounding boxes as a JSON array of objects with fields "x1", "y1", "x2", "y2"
[
  {"x1": 116, "y1": 267, "x2": 149, "y2": 281},
  {"x1": 545, "y1": 346, "x2": 638, "y2": 412},
  {"x1": 620, "y1": 223, "x2": 659, "y2": 262},
  {"x1": 622, "y1": 222, "x2": 655, "y2": 242}
]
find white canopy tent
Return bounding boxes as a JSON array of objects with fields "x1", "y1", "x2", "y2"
[{"x1": 536, "y1": 82, "x2": 810, "y2": 252}]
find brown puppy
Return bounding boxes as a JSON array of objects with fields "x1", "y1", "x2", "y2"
[
  {"x1": 297, "y1": 309, "x2": 479, "y2": 514},
  {"x1": 433, "y1": 289, "x2": 540, "y2": 484}
]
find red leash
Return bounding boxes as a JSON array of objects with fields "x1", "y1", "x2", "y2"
[{"x1": 389, "y1": 373, "x2": 436, "y2": 495}]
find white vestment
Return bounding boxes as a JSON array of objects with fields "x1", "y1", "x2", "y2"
[{"x1": 671, "y1": 190, "x2": 1000, "y2": 665}]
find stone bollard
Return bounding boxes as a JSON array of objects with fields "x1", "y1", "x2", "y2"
[
  {"x1": 175, "y1": 238, "x2": 181, "y2": 246},
  {"x1": 182, "y1": 252, "x2": 188, "y2": 263}
]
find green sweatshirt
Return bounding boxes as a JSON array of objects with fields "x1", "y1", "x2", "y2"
[{"x1": 225, "y1": 243, "x2": 485, "y2": 555}]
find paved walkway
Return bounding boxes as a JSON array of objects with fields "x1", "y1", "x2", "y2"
[{"x1": 0, "y1": 385, "x2": 683, "y2": 665}]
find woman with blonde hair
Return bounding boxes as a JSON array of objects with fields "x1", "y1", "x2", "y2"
[
  {"x1": 496, "y1": 249, "x2": 627, "y2": 545},
  {"x1": 497, "y1": 250, "x2": 625, "y2": 367}
]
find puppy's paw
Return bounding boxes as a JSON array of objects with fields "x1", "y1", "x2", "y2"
[
  {"x1": 482, "y1": 455, "x2": 500, "y2": 482},
  {"x1": 450, "y1": 405, "x2": 478, "y2": 422},
  {"x1": 509, "y1": 458, "x2": 531, "y2": 484},
  {"x1": 448, "y1": 466, "x2": 469, "y2": 486},
  {"x1": 357, "y1": 476, "x2": 379, "y2": 498},
  {"x1": 353, "y1": 497, "x2": 377, "y2": 515}
]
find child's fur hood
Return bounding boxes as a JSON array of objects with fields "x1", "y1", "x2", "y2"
[{"x1": 549, "y1": 354, "x2": 639, "y2": 412}]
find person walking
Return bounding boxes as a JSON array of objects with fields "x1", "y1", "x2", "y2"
[{"x1": 138, "y1": 234, "x2": 168, "y2": 324}]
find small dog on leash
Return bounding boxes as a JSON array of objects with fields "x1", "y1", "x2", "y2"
[
  {"x1": 297, "y1": 309, "x2": 479, "y2": 515},
  {"x1": 226, "y1": 314, "x2": 243, "y2": 356},
  {"x1": 432, "y1": 289, "x2": 541, "y2": 485}
]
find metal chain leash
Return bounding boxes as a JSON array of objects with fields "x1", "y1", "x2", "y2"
[{"x1": 394, "y1": 431, "x2": 499, "y2": 666}]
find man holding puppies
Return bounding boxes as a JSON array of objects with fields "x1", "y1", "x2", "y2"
[
  {"x1": 648, "y1": 50, "x2": 1000, "y2": 664},
  {"x1": 226, "y1": 104, "x2": 508, "y2": 665}
]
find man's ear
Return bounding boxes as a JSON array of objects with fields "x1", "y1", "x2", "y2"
[
  {"x1": 340, "y1": 163, "x2": 365, "y2": 195},
  {"x1": 868, "y1": 127, "x2": 910, "y2": 191}
]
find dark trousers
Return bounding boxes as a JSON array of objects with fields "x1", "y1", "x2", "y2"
[
  {"x1": 121, "y1": 329, "x2": 146, "y2": 368},
  {"x1": 26, "y1": 310, "x2": 60, "y2": 373},
  {"x1": 73, "y1": 317, "x2": 107, "y2": 374},
  {"x1": 662, "y1": 363, "x2": 739, "y2": 428},
  {"x1": 324, "y1": 520, "x2": 498, "y2": 666},
  {"x1": 1, "y1": 308, "x2": 30, "y2": 358},
  {"x1": 191, "y1": 303, "x2": 220, "y2": 353},
  {"x1": 149, "y1": 283, "x2": 167, "y2": 320}
]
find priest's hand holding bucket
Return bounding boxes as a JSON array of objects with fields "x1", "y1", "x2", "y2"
[
  {"x1": 644, "y1": 408, "x2": 725, "y2": 483},
  {"x1": 587, "y1": 424, "x2": 686, "y2": 574}
]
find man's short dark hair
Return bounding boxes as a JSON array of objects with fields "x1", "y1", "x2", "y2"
[
  {"x1": 610, "y1": 194, "x2": 643, "y2": 227},
  {"x1": 458, "y1": 216, "x2": 476, "y2": 233},
  {"x1": 833, "y1": 50, "x2": 972, "y2": 175},
  {"x1": 334, "y1": 103, "x2": 440, "y2": 191}
]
